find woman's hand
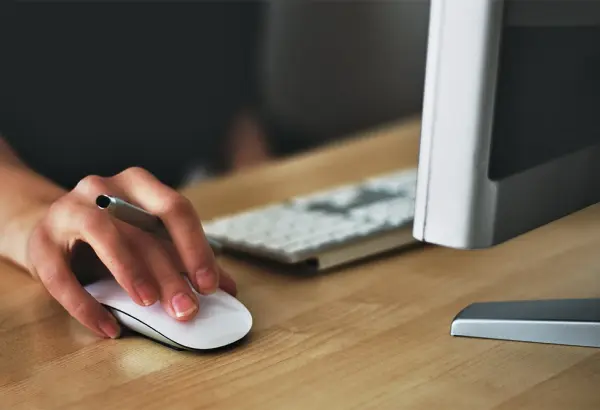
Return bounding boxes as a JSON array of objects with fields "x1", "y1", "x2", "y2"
[{"x1": 26, "y1": 167, "x2": 236, "y2": 339}]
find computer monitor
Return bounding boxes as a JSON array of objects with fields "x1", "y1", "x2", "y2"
[{"x1": 413, "y1": 0, "x2": 600, "y2": 348}]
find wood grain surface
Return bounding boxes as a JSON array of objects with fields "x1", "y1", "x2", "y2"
[{"x1": 1, "y1": 118, "x2": 598, "y2": 410}]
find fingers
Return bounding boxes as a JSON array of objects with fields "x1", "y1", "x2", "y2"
[
  {"x1": 137, "y1": 234, "x2": 199, "y2": 321},
  {"x1": 47, "y1": 198, "x2": 159, "y2": 308},
  {"x1": 163, "y1": 242, "x2": 237, "y2": 297},
  {"x1": 113, "y1": 167, "x2": 221, "y2": 295},
  {"x1": 73, "y1": 174, "x2": 127, "y2": 202},
  {"x1": 26, "y1": 168, "x2": 237, "y2": 342},
  {"x1": 28, "y1": 227, "x2": 121, "y2": 339}
]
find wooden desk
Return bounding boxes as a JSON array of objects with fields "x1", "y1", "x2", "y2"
[{"x1": 1, "y1": 118, "x2": 599, "y2": 410}]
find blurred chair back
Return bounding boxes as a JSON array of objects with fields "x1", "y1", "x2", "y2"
[{"x1": 258, "y1": 1, "x2": 430, "y2": 153}]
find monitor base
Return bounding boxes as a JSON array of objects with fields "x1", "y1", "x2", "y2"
[{"x1": 451, "y1": 298, "x2": 600, "y2": 348}]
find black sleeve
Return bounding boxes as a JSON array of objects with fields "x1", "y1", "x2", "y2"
[
  {"x1": 5, "y1": 3, "x2": 266, "y2": 184},
  {"x1": 0, "y1": 0, "x2": 15, "y2": 140},
  {"x1": 0, "y1": 94, "x2": 16, "y2": 143}
]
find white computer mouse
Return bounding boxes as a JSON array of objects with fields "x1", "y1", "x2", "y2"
[{"x1": 84, "y1": 278, "x2": 253, "y2": 351}]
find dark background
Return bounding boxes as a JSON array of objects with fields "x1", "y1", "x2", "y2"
[{"x1": 3, "y1": 3, "x2": 263, "y2": 188}]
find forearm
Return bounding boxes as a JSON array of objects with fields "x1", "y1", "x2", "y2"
[{"x1": 0, "y1": 137, "x2": 66, "y2": 270}]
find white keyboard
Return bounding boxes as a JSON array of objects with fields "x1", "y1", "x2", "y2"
[{"x1": 203, "y1": 168, "x2": 419, "y2": 270}]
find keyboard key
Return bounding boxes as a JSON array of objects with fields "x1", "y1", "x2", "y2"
[{"x1": 364, "y1": 169, "x2": 417, "y2": 194}]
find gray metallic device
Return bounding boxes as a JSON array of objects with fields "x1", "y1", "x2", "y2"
[{"x1": 413, "y1": 0, "x2": 600, "y2": 348}]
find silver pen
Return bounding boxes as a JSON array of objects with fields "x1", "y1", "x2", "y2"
[{"x1": 96, "y1": 194, "x2": 222, "y2": 253}]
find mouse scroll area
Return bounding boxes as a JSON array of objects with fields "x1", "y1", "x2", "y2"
[{"x1": 84, "y1": 278, "x2": 253, "y2": 351}]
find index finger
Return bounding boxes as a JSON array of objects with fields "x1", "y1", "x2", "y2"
[{"x1": 112, "y1": 167, "x2": 219, "y2": 294}]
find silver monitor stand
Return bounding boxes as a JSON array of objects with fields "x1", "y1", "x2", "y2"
[{"x1": 451, "y1": 298, "x2": 600, "y2": 348}]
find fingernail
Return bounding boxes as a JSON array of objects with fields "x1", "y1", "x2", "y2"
[
  {"x1": 133, "y1": 279, "x2": 158, "y2": 306},
  {"x1": 195, "y1": 267, "x2": 217, "y2": 293},
  {"x1": 99, "y1": 315, "x2": 121, "y2": 339},
  {"x1": 171, "y1": 293, "x2": 198, "y2": 318}
]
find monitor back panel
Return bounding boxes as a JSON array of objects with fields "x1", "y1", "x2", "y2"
[{"x1": 414, "y1": 0, "x2": 600, "y2": 249}]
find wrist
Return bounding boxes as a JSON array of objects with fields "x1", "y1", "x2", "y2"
[
  {"x1": 0, "y1": 162, "x2": 66, "y2": 272},
  {"x1": 0, "y1": 200, "x2": 53, "y2": 273}
]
